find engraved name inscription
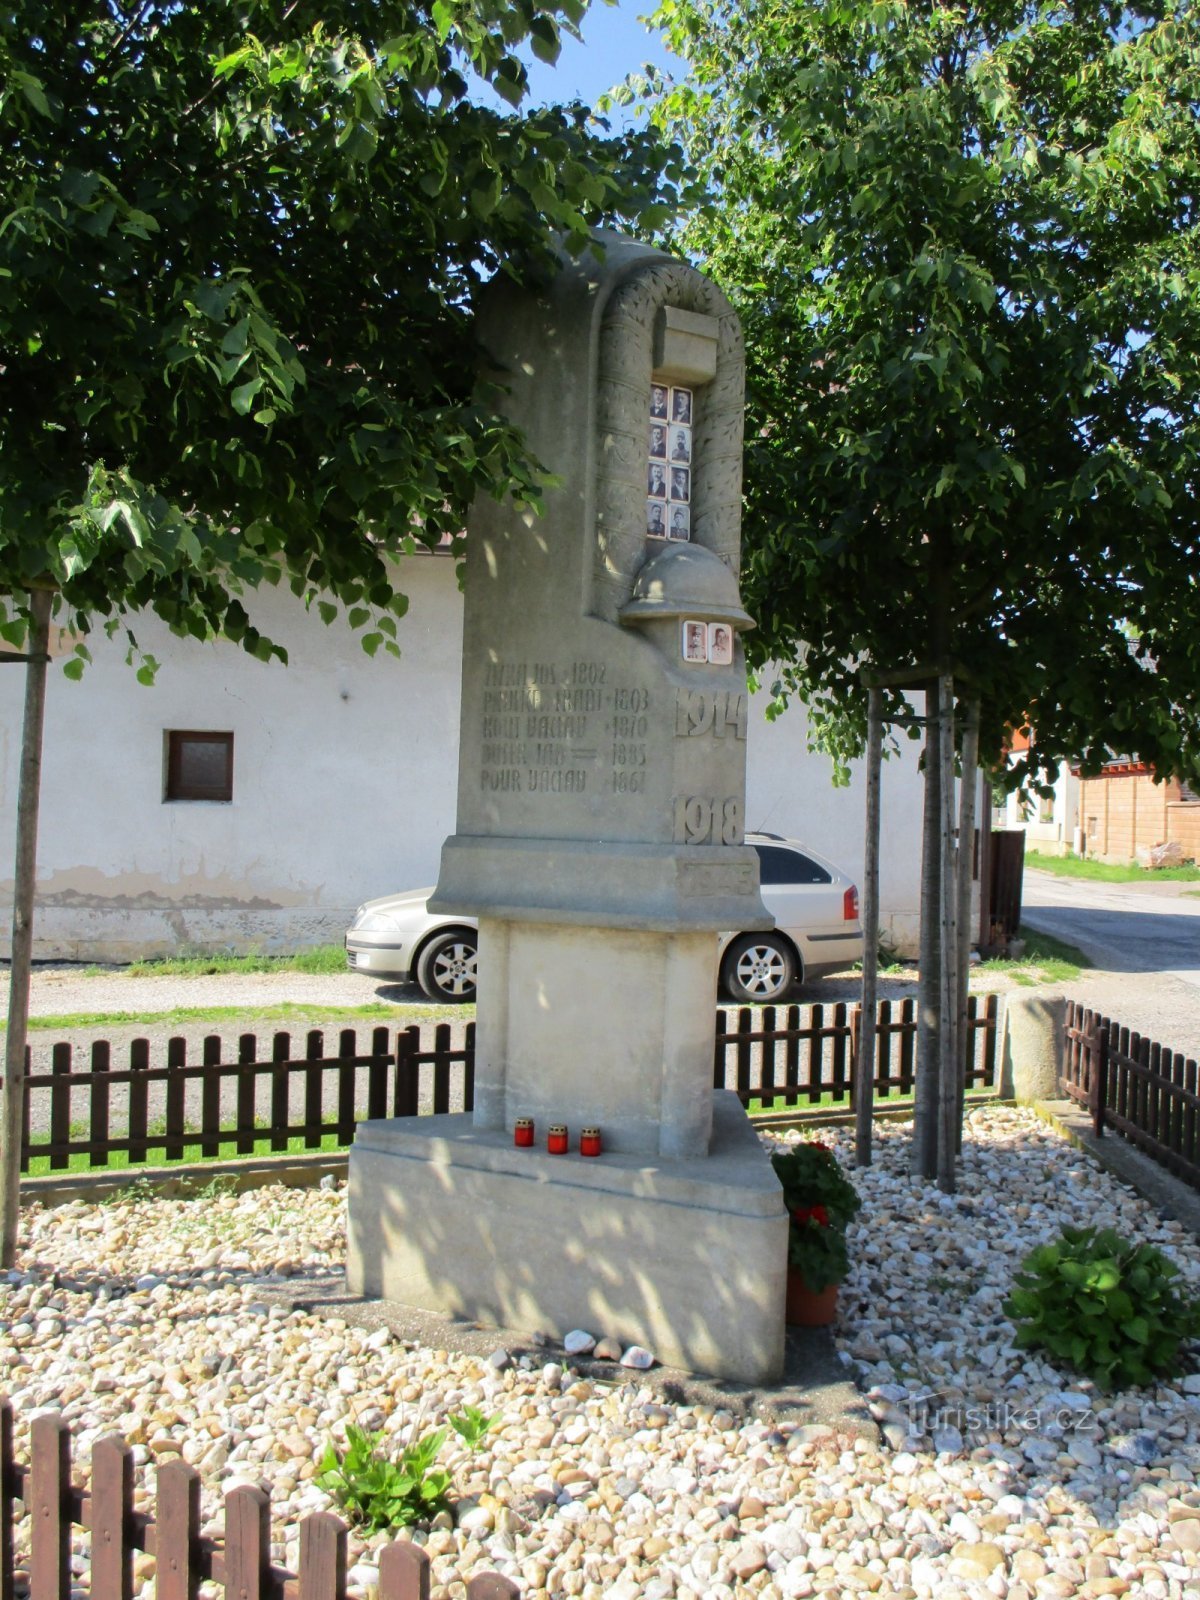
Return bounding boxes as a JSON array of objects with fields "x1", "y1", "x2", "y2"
[{"x1": 480, "y1": 660, "x2": 651, "y2": 797}]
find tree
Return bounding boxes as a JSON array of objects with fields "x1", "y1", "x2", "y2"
[
  {"x1": 649, "y1": 0, "x2": 1200, "y2": 1178},
  {"x1": 0, "y1": 0, "x2": 683, "y2": 1262},
  {"x1": 650, "y1": 0, "x2": 1200, "y2": 780}
]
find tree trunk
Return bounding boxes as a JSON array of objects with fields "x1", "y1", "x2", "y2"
[
  {"x1": 1, "y1": 589, "x2": 52, "y2": 1269},
  {"x1": 936, "y1": 675, "x2": 959, "y2": 1194},
  {"x1": 855, "y1": 684, "x2": 883, "y2": 1168},
  {"x1": 912, "y1": 686, "x2": 941, "y2": 1178},
  {"x1": 954, "y1": 700, "x2": 981, "y2": 1153}
]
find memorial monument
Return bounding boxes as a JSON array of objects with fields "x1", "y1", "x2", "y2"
[{"x1": 347, "y1": 235, "x2": 788, "y2": 1382}]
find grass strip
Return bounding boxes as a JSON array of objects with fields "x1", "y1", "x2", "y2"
[
  {"x1": 1026, "y1": 849, "x2": 1200, "y2": 883},
  {"x1": 10, "y1": 1001, "x2": 471, "y2": 1033},
  {"x1": 83, "y1": 944, "x2": 350, "y2": 977},
  {"x1": 977, "y1": 925, "x2": 1090, "y2": 985}
]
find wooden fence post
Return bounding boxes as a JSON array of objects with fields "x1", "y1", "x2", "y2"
[
  {"x1": 224, "y1": 1484, "x2": 270, "y2": 1600},
  {"x1": 299, "y1": 1510, "x2": 347, "y2": 1600},
  {"x1": 1089, "y1": 1015, "x2": 1108, "y2": 1139},
  {"x1": 155, "y1": 1457, "x2": 201, "y2": 1600},
  {"x1": 1, "y1": 1397, "x2": 14, "y2": 1600},
  {"x1": 380, "y1": 1541, "x2": 431, "y2": 1600},
  {"x1": 31, "y1": 1411, "x2": 70, "y2": 1600},
  {"x1": 91, "y1": 1434, "x2": 134, "y2": 1600}
]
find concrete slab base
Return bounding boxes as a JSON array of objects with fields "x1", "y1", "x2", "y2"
[{"x1": 346, "y1": 1091, "x2": 788, "y2": 1383}]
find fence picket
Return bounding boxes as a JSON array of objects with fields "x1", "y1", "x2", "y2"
[
  {"x1": 337, "y1": 1030, "x2": 358, "y2": 1144},
  {"x1": 155, "y1": 1457, "x2": 201, "y2": 1600},
  {"x1": 784, "y1": 1005, "x2": 801, "y2": 1107},
  {"x1": 1, "y1": 1398, "x2": 14, "y2": 1600},
  {"x1": 464, "y1": 1020, "x2": 477, "y2": 1114},
  {"x1": 223, "y1": 1484, "x2": 270, "y2": 1600},
  {"x1": 368, "y1": 1027, "x2": 390, "y2": 1122},
  {"x1": 91, "y1": 1434, "x2": 134, "y2": 1600},
  {"x1": 165, "y1": 1037, "x2": 187, "y2": 1162},
  {"x1": 466, "y1": 1577, "x2": 520, "y2": 1600},
  {"x1": 306, "y1": 1031, "x2": 327, "y2": 1147},
  {"x1": 30, "y1": 1411, "x2": 70, "y2": 1600},
  {"x1": 735, "y1": 1008, "x2": 753, "y2": 1099},
  {"x1": 50, "y1": 1041, "x2": 72, "y2": 1170},
  {"x1": 898, "y1": 998, "x2": 916, "y2": 1096},
  {"x1": 380, "y1": 1541, "x2": 430, "y2": 1600},
  {"x1": 831, "y1": 1003, "x2": 848, "y2": 1103},
  {"x1": 201, "y1": 1035, "x2": 222, "y2": 1158},
  {"x1": 394, "y1": 1027, "x2": 420, "y2": 1118},
  {"x1": 271, "y1": 1032, "x2": 291, "y2": 1153},
  {"x1": 89, "y1": 1040, "x2": 112, "y2": 1170},
  {"x1": 127, "y1": 1038, "x2": 150, "y2": 1165},
  {"x1": 806, "y1": 1004, "x2": 823, "y2": 1103},
  {"x1": 300, "y1": 1510, "x2": 347, "y2": 1600},
  {"x1": 433, "y1": 1024, "x2": 452, "y2": 1114},
  {"x1": 235, "y1": 1033, "x2": 258, "y2": 1156}
]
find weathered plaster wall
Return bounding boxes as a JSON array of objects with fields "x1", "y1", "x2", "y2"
[
  {"x1": 0, "y1": 557, "x2": 463, "y2": 960},
  {"x1": 0, "y1": 558, "x2": 929, "y2": 959}
]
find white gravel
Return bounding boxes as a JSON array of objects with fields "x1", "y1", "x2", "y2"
[{"x1": 4, "y1": 1105, "x2": 1200, "y2": 1599}]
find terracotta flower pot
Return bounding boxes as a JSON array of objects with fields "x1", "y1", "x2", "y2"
[{"x1": 785, "y1": 1268, "x2": 839, "y2": 1327}]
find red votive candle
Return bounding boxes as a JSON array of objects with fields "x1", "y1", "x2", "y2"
[
  {"x1": 514, "y1": 1117, "x2": 534, "y2": 1148},
  {"x1": 580, "y1": 1127, "x2": 602, "y2": 1157},
  {"x1": 547, "y1": 1123, "x2": 569, "y2": 1155}
]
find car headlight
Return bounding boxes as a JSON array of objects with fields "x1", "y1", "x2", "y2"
[{"x1": 351, "y1": 909, "x2": 403, "y2": 934}]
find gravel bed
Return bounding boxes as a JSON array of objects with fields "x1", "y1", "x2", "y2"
[{"x1": 4, "y1": 1106, "x2": 1200, "y2": 1599}]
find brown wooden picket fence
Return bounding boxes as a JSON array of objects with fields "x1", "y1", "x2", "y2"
[
  {"x1": 19, "y1": 997, "x2": 1002, "y2": 1175},
  {"x1": 713, "y1": 994, "x2": 1001, "y2": 1108},
  {"x1": 1061, "y1": 1000, "x2": 1200, "y2": 1188},
  {"x1": 0, "y1": 1401, "x2": 516, "y2": 1600}
]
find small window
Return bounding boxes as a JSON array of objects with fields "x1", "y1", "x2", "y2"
[
  {"x1": 165, "y1": 731, "x2": 234, "y2": 802},
  {"x1": 754, "y1": 844, "x2": 832, "y2": 886}
]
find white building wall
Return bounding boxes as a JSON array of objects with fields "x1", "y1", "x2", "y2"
[{"x1": 0, "y1": 558, "x2": 929, "y2": 960}]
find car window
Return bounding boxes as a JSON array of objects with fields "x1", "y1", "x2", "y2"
[{"x1": 754, "y1": 844, "x2": 832, "y2": 886}]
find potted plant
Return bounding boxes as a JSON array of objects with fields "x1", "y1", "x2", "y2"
[{"x1": 771, "y1": 1140, "x2": 861, "y2": 1326}]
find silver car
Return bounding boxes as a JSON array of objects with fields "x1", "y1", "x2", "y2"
[{"x1": 346, "y1": 834, "x2": 863, "y2": 1005}]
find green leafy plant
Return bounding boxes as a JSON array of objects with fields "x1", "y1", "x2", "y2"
[
  {"x1": 316, "y1": 1405, "x2": 496, "y2": 1533},
  {"x1": 316, "y1": 1423, "x2": 451, "y2": 1533},
  {"x1": 771, "y1": 1142, "x2": 861, "y2": 1292},
  {"x1": 1004, "y1": 1227, "x2": 1200, "y2": 1390},
  {"x1": 449, "y1": 1405, "x2": 495, "y2": 1453}
]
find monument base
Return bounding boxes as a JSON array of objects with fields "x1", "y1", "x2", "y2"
[{"x1": 346, "y1": 1092, "x2": 788, "y2": 1384}]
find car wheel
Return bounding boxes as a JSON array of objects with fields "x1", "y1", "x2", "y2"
[
  {"x1": 721, "y1": 934, "x2": 797, "y2": 1003},
  {"x1": 416, "y1": 930, "x2": 478, "y2": 1003}
]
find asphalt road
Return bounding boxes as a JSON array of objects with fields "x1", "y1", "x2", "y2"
[
  {"x1": 1022, "y1": 868, "x2": 1200, "y2": 1060},
  {"x1": 1022, "y1": 868, "x2": 1200, "y2": 987}
]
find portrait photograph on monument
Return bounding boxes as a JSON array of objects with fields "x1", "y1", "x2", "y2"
[
  {"x1": 650, "y1": 382, "x2": 668, "y2": 419},
  {"x1": 671, "y1": 466, "x2": 691, "y2": 503},
  {"x1": 682, "y1": 619, "x2": 707, "y2": 662},
  {"x1": 669, "y1": 505, "x2": 690, "y2": 542},
  {"x1": 647, "y1": 499, "x2": 667, "y2": 538},
  {"x1": 671, "y1": 427, "x2": 691, "y2": 463},
  {"x1": 648, "y1": 461, "x2": 667, "y2": 498},
  {"x1": 708, "y1": 622, "x2": 733, "y2": 665},
  {"x1": 671, "y1": 386, "x2": 693, "y2": 423},
  {"x1": 649, "y1": 424, "x2": 667, "y2": 459}
]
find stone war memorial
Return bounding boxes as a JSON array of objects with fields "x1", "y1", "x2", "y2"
[{"x1": 347, "y1": 235, "x2": 788, "y2": 1382}]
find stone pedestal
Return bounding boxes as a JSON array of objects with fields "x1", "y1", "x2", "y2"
[
  {"x1": 347, "y1": 1092, "x2": 787, "y2": 1383},
  {"x1": 346, "y1": 235, "x2": 787, "y2": 1383}
]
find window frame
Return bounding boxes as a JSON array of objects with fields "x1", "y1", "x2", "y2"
[{"x1": 164, "y1": 730, "x2": 235, "y2": 803}]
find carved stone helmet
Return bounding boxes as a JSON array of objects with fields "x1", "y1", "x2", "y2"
[{"x1": 618, "y1": 542, "x2": 755, "y2": 630}]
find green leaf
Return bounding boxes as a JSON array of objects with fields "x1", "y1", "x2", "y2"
[{"x1": 231, "y1": 377, "x2": 264, "y2": 415}]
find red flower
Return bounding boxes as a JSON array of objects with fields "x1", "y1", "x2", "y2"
[
  {"x1": 810, "y1": 1141, "x2": 832, "y2": 1154},
  {"x1": 792, "y1": 1203, "x2": 830, "y2": 1228}
]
